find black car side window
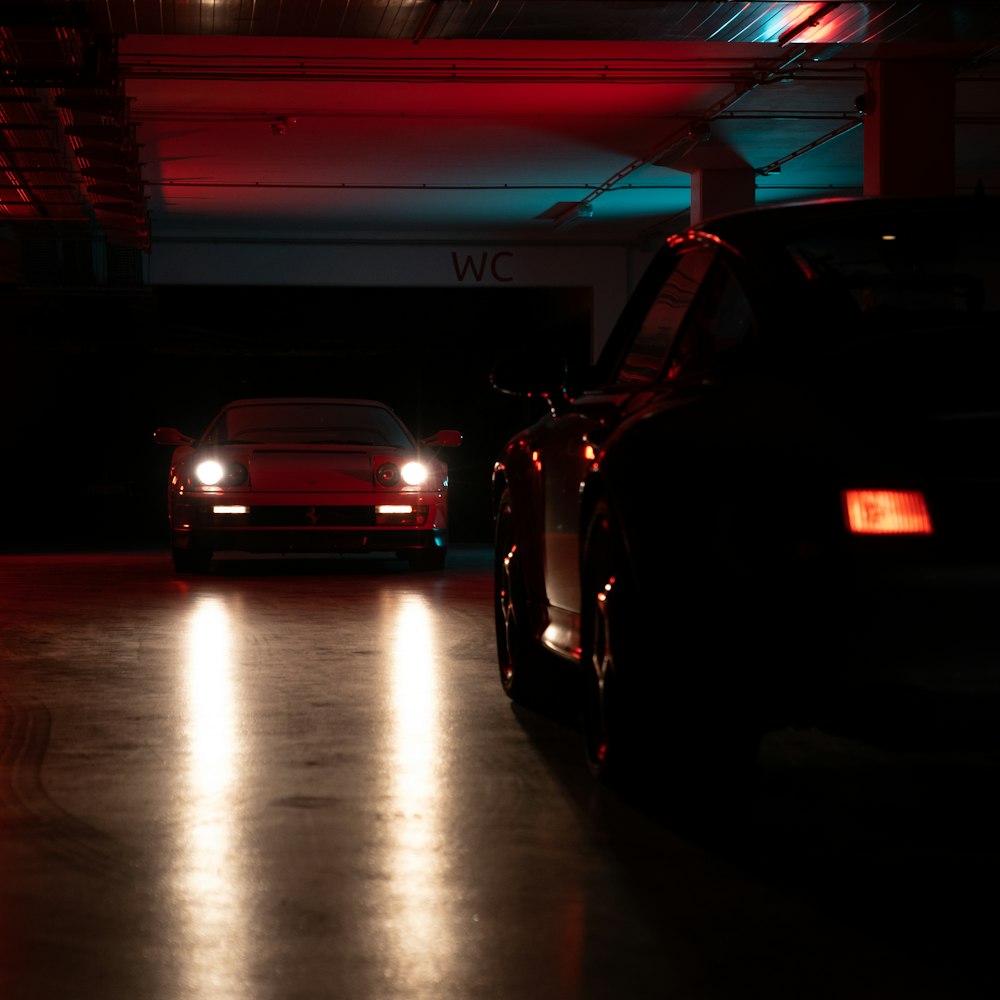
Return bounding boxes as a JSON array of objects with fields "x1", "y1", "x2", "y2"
[
  {"x1": 615, "y1": 247, "x2": 715, "y2": 385},
  {"x1": 664, "y1": 259, "x2": 755, "y2": 380}
]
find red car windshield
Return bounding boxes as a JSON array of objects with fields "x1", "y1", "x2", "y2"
[{"x1": 203, "y1": 402, "x2": 414, "y2": 448}]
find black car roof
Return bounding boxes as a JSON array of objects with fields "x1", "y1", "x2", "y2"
[
  {"x1": 593, "y1": 193, "x2": 1000, "y2": 386},
  {"x1": 696, "y1": 193, "x2": 1000, "y2": 246}
]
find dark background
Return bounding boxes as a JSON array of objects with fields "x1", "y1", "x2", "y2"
[{"x1": 0, "y1": 284, "x2": 593, "y2": 551}]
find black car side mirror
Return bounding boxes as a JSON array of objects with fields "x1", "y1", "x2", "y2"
[
  {"x1": 490, "y1": 350, "x2": 577, "y2": 395},
  {"x1": 490, "y1": 351, "x2": 582, "y2": 417}
]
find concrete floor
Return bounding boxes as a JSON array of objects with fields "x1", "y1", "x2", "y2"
[{"x1": 1, "y1": 546, "x2": 998, "y2": 1000}]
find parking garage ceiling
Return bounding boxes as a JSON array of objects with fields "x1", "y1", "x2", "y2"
[{"x1": 2, "y1": 1, "x2": 1000, "y2": 257}]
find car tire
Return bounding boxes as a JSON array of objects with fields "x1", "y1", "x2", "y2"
[
  {"x1": 407, "y1": 547, "x2": 446, "y2": 571},
  {"x1": 580, "y1": 498, "x2": 641, "y2": 785},
  {"x1": 172, "y1": 545, "x2": 213, "y2": 574},
  {"x1": 494, "y1": 487, "x2": 550, "y2": 706},
  {"x1": 580, "y1": 497, "x2": 760, "y2": 818}
]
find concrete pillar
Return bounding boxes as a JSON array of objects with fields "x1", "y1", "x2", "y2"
[
  {"x1": 863, "y1": 60, "x2": 956, "y2": 196},
  {"x1": 689, "y1": 167, "x2": 756, "y2": 226}
]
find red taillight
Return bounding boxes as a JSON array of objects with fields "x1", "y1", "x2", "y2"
[{"x1": 841, "y1": 489, "x2": 933, "y2": 535}]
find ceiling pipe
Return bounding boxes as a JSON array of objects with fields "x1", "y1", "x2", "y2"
[
  {"x1": 562, "y1": 49, "x2": 811, "y2": 218},
  {"x1": 756, "y1": 119, "x2": 862, "y2": 175},
  {"x1": 412, "y1": 1, "x2": 441, "y2": 45}
]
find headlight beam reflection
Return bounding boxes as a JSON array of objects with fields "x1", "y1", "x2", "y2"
[
  {"x1": 173, "y1": 596, "x2": 251, "y2": 995},
  {"x1": 381, "y1": 592, "x2": 455, "y2": 991}
]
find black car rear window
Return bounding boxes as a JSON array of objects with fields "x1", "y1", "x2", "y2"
[{"x1": 786, "y1": 221, "x2": 999, "y2": 329}]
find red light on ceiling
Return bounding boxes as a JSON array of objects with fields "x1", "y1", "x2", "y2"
[{"x1": 841, "y1": 490, "x2": 933, "y2": 535}]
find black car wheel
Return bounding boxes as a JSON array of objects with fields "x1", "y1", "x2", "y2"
[
  {"x1": 494, "y1": 487, "x2": 547, "y2": 705},
  {"x1": 172, "y1": 545, "x2": 213, "y2": 574},
  {"x1": 407, "y1": 547, "x2": 447, "y2": 571},
  {"x1": 581, "y1": 497, "x2": 761, "y2": 815},
  {"x1": 580, "y1": 498, "x2": 638, "y2": 784}
]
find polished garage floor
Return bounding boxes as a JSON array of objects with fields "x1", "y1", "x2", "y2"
[{"x1": 1, "y1": 546, "x2": 998, "y2": 1000}]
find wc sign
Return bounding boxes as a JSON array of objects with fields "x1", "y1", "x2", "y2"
[{"x1": 450, "y1": 250, "x2": 514, "y2": 283}]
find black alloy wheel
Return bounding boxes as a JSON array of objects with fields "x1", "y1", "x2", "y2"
[
  {"x1": 580, "y1": 498, "x2": 636, "y2": 784},
  {"x1": 494, "y1": 488, "x2": 542, "y2": 704},
  {"x1": 407, "y1": 547, "x2": 447, "y2": 571},
  {"x1": 582, "y1": 496, "x2": 762, "y2": 820},
  {"x1": 172, "y1": 545, "x2": 213, "y2": 574}
]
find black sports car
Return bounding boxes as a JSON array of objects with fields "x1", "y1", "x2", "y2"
[{"x1": 490, "y1": 195, "x2": 1000, "y2": 806}]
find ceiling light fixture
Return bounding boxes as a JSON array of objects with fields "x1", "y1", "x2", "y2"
[
  {"x1": 777, "y1": 2, "x2": 841, "y2": 47},
  {"x1": 552, "y1": 201, "x2": 594, "y2": 230}
]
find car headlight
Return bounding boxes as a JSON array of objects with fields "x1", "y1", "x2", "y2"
[
  {"x1": 195, "y1": 459, "x2": 248, "y2": 487},
  {"x1": 375, "y1": 462, "x2": 401, "y2": 487},
  {"x1": 401, "y1": 461, "x2": 428, "y2": 486},
  {"x1": 376, "y1": 460, "x2": 429, "y2": 488}
]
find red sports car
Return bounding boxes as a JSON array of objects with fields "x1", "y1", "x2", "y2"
[{"x1": 155, "y1": 397, "x2": 461, "y2": 573}]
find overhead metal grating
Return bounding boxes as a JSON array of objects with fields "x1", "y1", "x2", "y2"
[{"x1": 1, "y1": 2, "x2": 149, "y2": 257}]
